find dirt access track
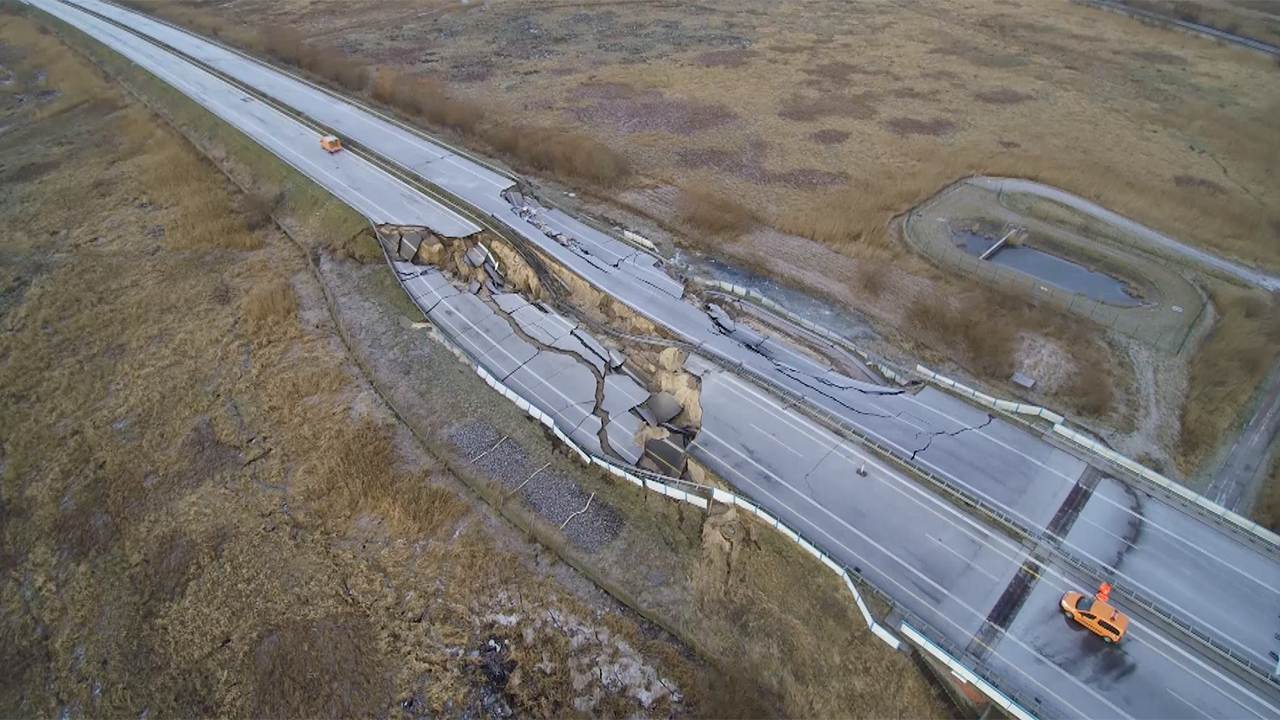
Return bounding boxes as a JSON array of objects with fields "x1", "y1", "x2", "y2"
[{"x1": 905, "y1": 177, "x2": 1207, "y2": 354}]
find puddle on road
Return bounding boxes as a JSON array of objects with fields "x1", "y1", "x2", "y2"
[
  {"x1": 951, "y1": 230, "x2": 1142, "y2": 307},
  {"x1": 673, "y1": 251, "x2": 877, "y2": 342}
]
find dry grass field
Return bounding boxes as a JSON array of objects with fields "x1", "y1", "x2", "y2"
[
  {"x1": 2, "y1": 8, "x2": 950, "y2": 718},
  {"x1": 0, "y1": 15, "x2": 700, "y2": 718}
]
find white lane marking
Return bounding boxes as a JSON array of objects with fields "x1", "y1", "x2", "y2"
[
  {"x1": 1168, "y1": 687, "x2": 1213, "y2": 720},
  {"x1": 693, "y1": 426, "x2": 1132, "y2": 719},
  {"x1": 699, "y1": 381, "x2": 1280, "y2": 718},
  {"x1": 70, "y1": 0, "x2": 1280, "y2": 669},
  {"x1": 926, "y1": 534, "x2": 1000, "y2": 583},
  {"x1": 750, "y1": 423, "x2": 803, "y2": 457},
  {"x1": 44, "y1": 0, "x2": 460, "y2": 229},
  {"x1": 1073, "y1": 511, "x2": 1280, "y2": 604},
  {"x1": 73, "y1": 0, "x2": 513, "y2": 196},
  {"x1": 833, "y1": 385, "x2": 1280, "y2": 648},
  {"x1": 68, "y1": 5, "x2": 1259, "y2": 695},
  {"x1": 81, "y1": 0, "x2": 1271, "y2": 611},
  {"x1": 712, "y1": 420, "x2": 1277, "y2": 719}
]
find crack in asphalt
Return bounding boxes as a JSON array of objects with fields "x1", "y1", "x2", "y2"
[
  {"x1": 908, "y1": 414, "x2": 995, "y2": 462},
  {"x1": 773, "y1": 366, "x2": 902, "y2": 421},
  {"x1": 800, "y1": 443, "x2": 838, "y2": 499},
  {"x1": 480, "y1": 286, "x2": 630, "y2": 460},
  {"x1": 1109, "y1": 483, "x2": 1145, "y2": 574}
]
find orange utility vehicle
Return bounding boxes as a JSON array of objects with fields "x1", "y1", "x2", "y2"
[
  {"x1": 1061, "y1": 582, "x2": 1129, "y2": 643},
  {"x1": 320, "y1": 135, "x2": 343, "y2": 153}
]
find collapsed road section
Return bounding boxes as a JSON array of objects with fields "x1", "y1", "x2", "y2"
[{"x1": 380, "y1": 224, "x2": 700, "y2": 475}]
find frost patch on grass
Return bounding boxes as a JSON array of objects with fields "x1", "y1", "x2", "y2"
[{"x1": 1014, "y1": 332, "x2": 1076, "y2": 393}]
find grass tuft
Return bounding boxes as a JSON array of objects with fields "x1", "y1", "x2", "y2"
[
  {"x1": 302, "y1": 420, "x2": 468, "y2": 538},
  {"x1": 906, "y1": 292, "x2": 1018, "y2": 378},
  {"x1": 252, "y1": 616, "x2": 391, "y2": 718},
  {"x1": 259, "y1": 25, "x2": 366, "y2": 91},
  {"x1": 241, "y1": 278, "x2": 298, "y2": 330},
  {"x1": 240, "y1": 191, "x2": 280, "y2": 231}
]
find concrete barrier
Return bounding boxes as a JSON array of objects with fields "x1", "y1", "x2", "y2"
[
  {"x1": 915, "y1": 365, "x2": 1065, "y2": 424},
  {"x1": 621, "y1": 229, "x2": 657, "y2": 252},
  {"x1": 899, "y1": 624, "x2": 1038, "y2": 720}
]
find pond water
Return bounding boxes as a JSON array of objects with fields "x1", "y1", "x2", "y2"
[{"x1": 952, "y1": 230, "x2": 1142, "y2": 307}]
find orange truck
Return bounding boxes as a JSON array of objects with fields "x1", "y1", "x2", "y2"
[
  {"x1": 1061, "y1": 582, "x2": 1129, "y2": 643},
  {"x1": 320, "y1": 135, "x2": 342, "y2": 153}
]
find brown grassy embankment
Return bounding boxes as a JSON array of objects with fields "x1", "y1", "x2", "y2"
[{"x1": 1179, "y1": 288, "x2": 1280, "y2": 469}]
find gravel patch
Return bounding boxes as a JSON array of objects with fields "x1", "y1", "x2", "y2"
[{"x1": 449, "y1": 422, "x2": 622, "y2": 551}]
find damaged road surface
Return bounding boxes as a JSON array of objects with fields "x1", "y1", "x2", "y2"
[
  {"x1": 391, "y1": 249, "x2": 654, "y2": 464},
  {"x1": 51, "y1": 0, "x2": 1095, "y2": 549}
]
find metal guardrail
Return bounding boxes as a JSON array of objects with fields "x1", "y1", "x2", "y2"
[
  {"x1": 1051, "y1": 424, "x2": 1280, "y2": 555},
  {"x1": 1073, "y1": 0, "x2": 1280, "y2": 55}
]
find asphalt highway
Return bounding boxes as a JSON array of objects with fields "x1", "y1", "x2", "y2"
[
  {"x1": 1206, "y1": 356, "x2": 1280, "y2": 511},
  {"x1": 35, "y1": 0, "x2": 1280, "y2": 715},
  {"x1": 691, "y1": 363, "x2": 1280, "y2": 719},
  {"x1": 31, "y1": 0, "x2": 479, "y2": 235}
]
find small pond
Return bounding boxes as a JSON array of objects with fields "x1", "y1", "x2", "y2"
[{"x1": 952, "y1": 230, "x2": 1142, "y2": 307}]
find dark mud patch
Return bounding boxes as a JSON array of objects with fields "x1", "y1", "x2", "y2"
[
  {"x1": 1173, "y1": 174, "x2": 1225, "y2": 194},
  {"x1": 885, "y1": 116, "x2": 955, "y2": 136},
  {"x1": 921, "y1": 69, "x2": 963, "y2": 81},
  {"x1": 974, "y1": 87, "x2": 1034, "y2": 104},
  {"x1": 801, "y1": 60, "x2": 899, "y2": 87},
  {"x1": 696, "y1": 48, "x2": 759, "y2": 67},
  {"x1": 1, "y1": 158, "x2": 61, "y2": 184},
  {"x1": 181, "y1": 416, "x2": 241, "y2": 481},
  {"x1": 140, "y1": 531, "x2": 198, "y2": 606},
  {"x1": 807, "y1": 128, "x2": 851, "y2": 145},
  {"x1": 570, "y1": 80, "x2": 641, "y2": 101},
  {"x1": 931, "y1": 43, "x2": 1028, "y2": 68},
  {"x1": 1130, "y1": 49, "x2": 1188, "y2": 66},
  {"x1": 891, "y1": 86, "x2": 941, "y2": 101},
  {"x1": 253, "y1": 616, "x2": 392, "y2": 719},
  {"x1": 448, "y1": 57, "x2": 494, "y2": 83},
  {"x1": 778, "y1": 91, "x2": 879, "y2": 121},
  {"x1": 677, "y1": 143, "x2": 848, "y2": 187},
  {"x1": 56, "y1": 483, "x2": 116, "y2": 562},
  {"x1": 567, "y1": 82, "x2": 737, "y2": 134},
  {"x1": 768, "y1": 43, "x2": 815, "y2": 55}
]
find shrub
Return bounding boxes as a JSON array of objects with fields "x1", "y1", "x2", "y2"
[
  {"x1": 675, "y1": 186, "x2": 755, "y2": 236},
  {"x1": 240, "y1": 191, "x2": 280, "y2": 231},
  {"x1": 1171, "y1": 1, "x2": 1202, "y2": 23}
]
